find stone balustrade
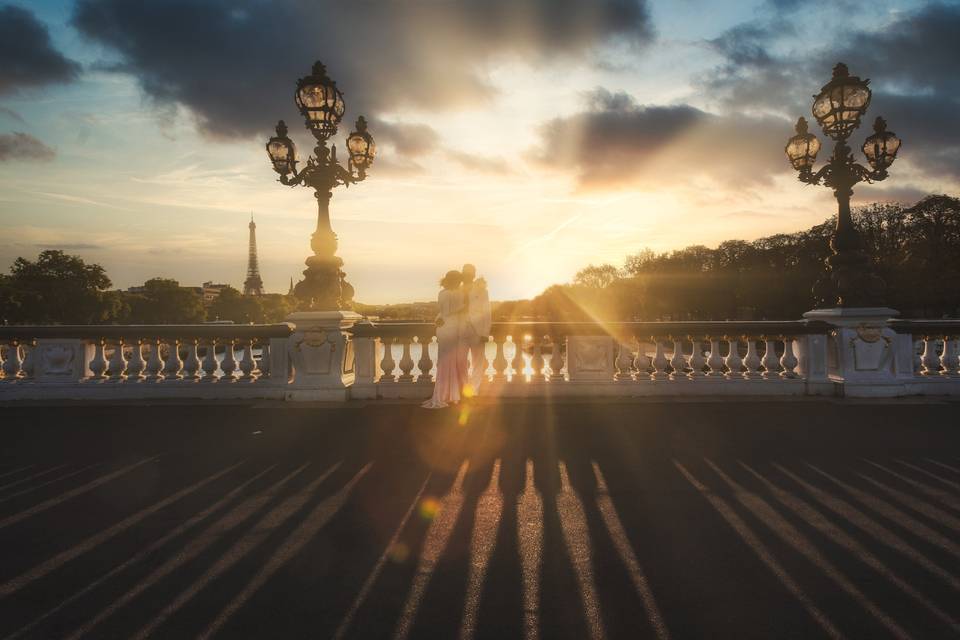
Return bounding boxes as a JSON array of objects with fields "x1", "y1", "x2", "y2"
[
  {"x1": 1, "y1": 316, "x2": 958, "y2": 401},
  {"x1": 0, "y1": 324, "x2": 292, "y2": 400}
]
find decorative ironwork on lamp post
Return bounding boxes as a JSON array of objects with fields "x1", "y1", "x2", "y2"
[
  {"x1": 785, "y1": 62, "x2": 902, "y2": 307},
  {"x1": 265, "y1": 61, "x2": 376, "y2": 310}
]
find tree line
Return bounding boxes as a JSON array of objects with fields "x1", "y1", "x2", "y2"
[
  {"x1": 0, "y1": 251, "x2": 294, "y2": 325},
  {"x1": 1, "y1": 194, "x2": 956, "y2": 325}
]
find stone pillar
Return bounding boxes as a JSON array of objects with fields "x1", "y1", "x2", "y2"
[
  {"x1": 284, "y1": 311, "x2": 359, "y2": 401},
  {"x1": 802, "y1": 307, "x2": 905, "y2": 397},
  {"x1": 33, "y1": 339, "x2": 92, "y2": 383}
]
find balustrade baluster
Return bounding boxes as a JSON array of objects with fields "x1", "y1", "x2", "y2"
[
  {"x1": 182, "y1": 338, "x2": 201, "y2": 381},
  {"x1": 510, "y1": 334, "x2": 525, "y2": 381},
  {"x1": 779, "y1": 337, "x2": 799, "y2": 379},
  {"x1": 912, "y1": 338, "x2": 922, "y2": 374},
  {"x1": 258, "y1": 341, "x2": 272, "y2": 379},
  {"x1": 530, "y1": 335, "x2": 546, "y2": 382},
  {"x1": 88, "y1": 339, "x2": 107, "y2": 381},
  {"x1": 379, "y1": 337, "x2": 396, "y2": 383},
  {"x1": 706, "y1": 338, "x2": 724, "y2": 377},
  {"x1": 476, "y1": 337, "x2": 491, "y2": 383},
  {"x1": 162, "y1": 339, "x2": 183, "y2": 380},
  {"x1": 549, "y1": 335, "x2": 565, "y2": 381},
  {"x1": 743, "y1": 339, "x2": 762, "y2": 379},
  {"x1": 633, "y1": 339, "x2": 651, "y2": 381},
  {"x1": 200, "y1": 339, "x2": 219, "y2": 382},
  {"x1": 417, "y1": 335, "x2": 434, "y2": 383},
  {"x1": 398, "y1": 338, "x2": 415, "y2": 382},
  {"x1": 940, "y1": 336, "x2": 959, "y2": 377},
  {"x1": 20, "y1": 341, "x2": 34, "y2": 379},
  {"x1": 687, "y1": 337, "x2": 706, "y2": 379},
  {"x1": 2, "y1": 341, "x2": 22, "y2": 381},
  {"x1": 106, "y1": 339, "x2": 127, "y2": 382},
  {"x1": 669, "y1": 338, "x2": 688, "y2": 380},
  {"x1": 724, "y1": 337, "x2": 743, "y2": 379},
  {"x1": 125, "y1": 339, "x2": 146, "y2": 381},
  {"x1": 651, "y1": 339, "x2": 669, "y2": 380},
  {"x1": 615, "y1": 341, "x2": 633, "y2": 381},
  {"x1": 761, "y1": 338, "x2": 779, "y2": 379},
  {"x1": 144, "y1": 338, "x2": 164, "y2": 382},
  {"x1": 220, "y1": 339, "x2": 238, "y2": 382},
  {"x1": 492, "y1": 337, "x2": 509, "y2": 381},
  {"x1": 920, "y1": 336, "x2": 941, "y2": 375},
  {"x1": 239, "y1": 340, "x2": 257, "y2": 381}
]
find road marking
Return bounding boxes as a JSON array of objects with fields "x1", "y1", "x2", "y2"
[
  {"x1": 0, "y1": 461, "x2": 242, "y2": 599},
  {"x1": 130, "y1": 462, "x2": 339, "y2": 640},
  {"x1": 742, "y1": 462, "x2": 959, "y2": 633},
  {"x1": 393, "y1": 460, "x2": 469, "y2": 640},
  {"x1": 862, "y1": 460, "x2": 960, "y2": 511},
  {"x1": 774, "y1": 464, "x2": 960, "y2": 592},
  {"x1": 673, "y1": 460, "x2": 844, "y2": 640},
  {"x1": 557, "y1": 461, "x2": 605, "y2": 640},
  {"x1": 0, "y1": 463, "x2": 102, "y2": 504},
  {"x1": 592, "y1": 462, "x2": 669, "y2": 640},
  {"x1": 517, "y1": 459, "x2": 542, "y2": 640},
  {"x1": 6, "y1": 464, "x2": 276, "y2": 640},
  {"x1": 807, "y1": 463, "x2": 960, "y2": 561},
  {"x1": 459, "y1": 460, "x2": 503, "y2": 640},
  {"x1": 0, "y1": 457, "x2": 158, "y2": 531},
  {"x1": 198, "y1": 463, "x2": 373, "y2": 640},
  {"x1": 68, "y1": 463, "x2": 313, "y2": 640},
  {"x1": 0, "y1": 464, "x2": 69, "y2": 493},
  {"x1": 332, "y1": 472, "x2": 432, "y2": 640},
  {"x1": 705, "y1": 459, "x2": 911, "y2": 640}
]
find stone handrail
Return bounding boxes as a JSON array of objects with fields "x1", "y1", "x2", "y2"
[{"x1": 0, "y1": 323, "x2": 293, "y2": 340}]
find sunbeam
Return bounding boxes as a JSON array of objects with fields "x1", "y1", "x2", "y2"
[
  {"x1": 591, "y1": 462, "x2": 669, "y2": 640},
  {"x1": 198, "y1": 463, "x2": 373, "y2": 640},
  {"x1": 862, "y1": 460, "x2": 960, "y2": 511},
  {"x1": 672, "y1": 460, "x2": 844, "y2": 640},
  {"x1": 0, "y1": 462, "x2": 102, "y2": 505},
  {"x1": 705, "y1": 459, "x2": 911, "y2": 640},
  {"x1": 517, "y1": 458, "x2": 543, "y2": 640},
  {"x1": 556, "y1": 461, "x2": 605, "y2": 640},
  {"x1": 393, "y1": 460, "x2": 470, "y2": 640},
  {"x1": 67, "y1": 463, "x2": 313, "y2": 640},
  {"x1": 773, "y1": 463, "x2": 960, "y2": 592},
  {"x1": 459, "y1": 459, "x2": 503, "y2": 640}
]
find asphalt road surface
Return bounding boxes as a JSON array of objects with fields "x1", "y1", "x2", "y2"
[{"x1": 0, "y1": 398, "x2": 959, "y2": 639}]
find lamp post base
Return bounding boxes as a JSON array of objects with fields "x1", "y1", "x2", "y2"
[{"x1": 284, "y1": 310, "x2": 360, "y2": 401}]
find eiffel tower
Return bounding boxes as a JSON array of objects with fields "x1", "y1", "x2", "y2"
[{"x1": 243, "y1": 213, "x2": 264, "y2": 296}]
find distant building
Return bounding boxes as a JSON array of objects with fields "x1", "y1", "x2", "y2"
[{"x1": 202, "y1": 281, "x2": 230, "y2": 304}]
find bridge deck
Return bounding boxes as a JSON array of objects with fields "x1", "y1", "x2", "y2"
[{"x1": 0, "y1": 399, "x2": 958, "y2": 639}]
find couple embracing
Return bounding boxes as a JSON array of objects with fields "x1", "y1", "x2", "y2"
[{"x1": 422, "y1": 263, "x2": 492, "y2": 409}]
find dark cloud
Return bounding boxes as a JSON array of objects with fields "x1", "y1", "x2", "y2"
[
  {"x1": 0, "y1": 106, "x2": 23, "y2": 123},
  {"x1": 371, "y1": 120, "x2": 442, "y2": 158},
  {"x1": 701, "y1": 2, "x2": 960, "y2": 179},
  {"x1": 0, "y1": 132, "x2": 55, "y2": 161},
  {"x1": 0, "y1": 5, "x2": 80, "y2": 95},
  {"x1": 72, "y1": 0, "x2": 653, "y2": 141},
  {"x1": 531, "y1": 88, "x2": 788, "y2": 188}
]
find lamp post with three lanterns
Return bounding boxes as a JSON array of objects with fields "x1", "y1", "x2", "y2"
[
  {"x1": 785, "y1": 62, "x2": 902, "y2": 307},
  {"x1": 265, "y1": 61, "x2": 376, "y2": 311}
]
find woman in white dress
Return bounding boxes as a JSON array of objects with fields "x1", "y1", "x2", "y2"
[{"x1": 422, "y1": 270, "x2": 466, "y2": 409}]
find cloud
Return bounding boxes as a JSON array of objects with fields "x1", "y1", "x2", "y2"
[
  {"x1": 0, "y1": 5, "x2": 80, "y2": 96},
  {"x1": 0, "y1": 132, "x2": 55, "y2": 161},
  {"x1": 0, "y1": 106, "x2": 23, "y2": 123},
  {"x1": 530, "y1": 88, "x2": 788, "y2": 189},
  {"x1": 72, "y1": 0, "x2": 654, "y2": 141},
  {"x1": 700, "y1": 2, "x2": 960, "y2": 179},
  {"x1": 445, "y1": 150, "x2": 511, "y2": 175}
]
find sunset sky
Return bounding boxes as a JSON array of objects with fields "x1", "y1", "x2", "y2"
[{"x1": 1, "y1": 0, "x2": 958, "y2": 303}]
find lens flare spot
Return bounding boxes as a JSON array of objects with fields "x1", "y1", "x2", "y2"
[
  {"x1": 458, "y1": 406, "x2": 471, "y2": 426},
  {"x1": 462, "y1": 384, "x2": 476, "y2": 399},
  {"x1": 387, "y1": 541, "x2": 410, "y2": 563},
  {"x1": 419, "y1": 497, "x2": 440, "y2": 521}
]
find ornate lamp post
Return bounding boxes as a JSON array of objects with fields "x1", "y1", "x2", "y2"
[
  {"x1": 265, "y1": 61, "x2": 376, "y2": 310},
  {"x1": 785, "y1": 62, "x2": 902, "y2": 307}
]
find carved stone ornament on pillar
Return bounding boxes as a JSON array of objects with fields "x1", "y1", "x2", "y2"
[
  {"x1": 567, "y1": 336, "x2": 615, "y2": 381},
  {"x1": 285, "y1": 310, "x2": 359, "y2": 400},
  {"x1": 35, "y1": 339, "x2": 91, "y2": 383}
]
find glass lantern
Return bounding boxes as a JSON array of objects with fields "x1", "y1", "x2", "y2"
[
  {"x1": 295, "y1": 61, "x2": 346, "y2": 141},
  {"x1": 811, "y1": 63, "x2": 871, "y2": 141},
  {"x1": 862, "y1": 117, "x2": 901, "y2": 171},
  {"x1": 785, "y1": 117, "x2": 821, "y2": 172},
  {"x1": 266, "y1": 120, "x2": 297, "y2": 175},
  {"x1": 346, "y1": 116, "x2": 376, "y2": 175}
]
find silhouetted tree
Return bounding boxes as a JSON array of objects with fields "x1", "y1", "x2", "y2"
[
  {"x1": 125, "y1": 278, "x2": 206, "y2": 324},
  {"x1": 0, "y1": 250, "x2": 121, "y2": 324}
]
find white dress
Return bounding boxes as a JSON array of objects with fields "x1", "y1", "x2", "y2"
[{"x1": 422, "y1": 288, "x2": 465, "y2": 409}]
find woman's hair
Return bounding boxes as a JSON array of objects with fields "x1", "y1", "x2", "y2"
[{"x1": 439, "y1": 270, "x2": 463, "y2": 290}]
